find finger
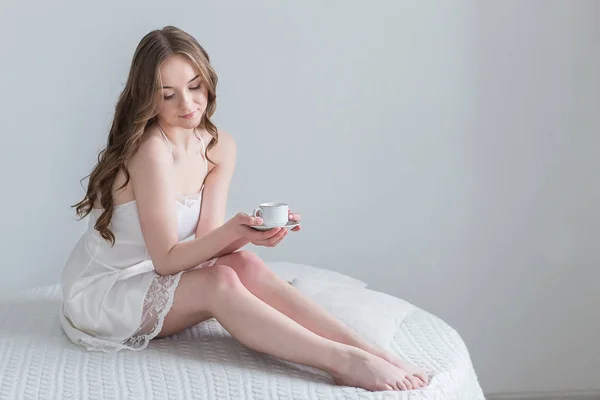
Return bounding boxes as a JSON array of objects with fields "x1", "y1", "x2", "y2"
[
  {"x1": 270, "y1": 229, "x2": 288, "y2": 247},
  {"x1": 236, "y1": 212, "x2": 250, "y2": 224},
  {"x1": 260, "y1": 228, "x2": 282, "y2": 240},
  {"x1": 252, "y1": 232, "x2": 280, "y2": 246},
  {"x1": 272, "y1": 228, "x2": 287, "y2": 244},
  {"x1": 248, "y1": 227, "x2": 276, "y2": 239},
  {"x1": 250, "y1": 228, "x2": 280, "y2": 243},
  {"x1": 241, "y1": 225, "x2": 268, "y2": 236},
  {"x1": 250, "y1": 240, "x2": 268, "y2": 246},
  {"x1": 291, "y1": 225, "x2": 301, "y2": 232},
  {"x1": 288, "y1": 213, "x2": 301, "y2": 222},
  {"x1": 246, "y1": 215, "x2": 263, "y2": 226},
  {"x1": 238, "y1": 213, "x2": 263, "y2": 226}
]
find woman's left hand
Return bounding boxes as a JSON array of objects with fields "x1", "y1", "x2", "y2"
[
  {"x1": 288, "y1": 210, "x2": 301, "y2": 232},
  {"x1": 245, "y1": 211, "x2": 301, "y2": 247}
]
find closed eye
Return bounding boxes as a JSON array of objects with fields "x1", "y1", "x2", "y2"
[{"x1": 164, "y1": 84, "x2": 202, "y2": 100}]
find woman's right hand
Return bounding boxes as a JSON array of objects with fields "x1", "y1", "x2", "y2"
[{"x1": 225, "y1": 213, "x2": 288, "y2": 247}]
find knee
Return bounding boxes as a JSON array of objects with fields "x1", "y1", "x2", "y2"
[
  {"x1": 236, "y1": 250, "x2": 263, "y2": 266},
  {"x1": 209, "y1": 264, "x2": 242, "y2": 290},
  {"x1": 232, "y1": 251, "x2": 270, "y2": 281}
]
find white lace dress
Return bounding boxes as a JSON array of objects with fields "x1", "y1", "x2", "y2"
[{"x1": 59, "y1": 130, "x2": 217, "y2": 352}]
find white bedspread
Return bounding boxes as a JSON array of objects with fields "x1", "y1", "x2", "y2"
[{"x1": 0, "y1": 284, "x2": 485, "y2": 399}]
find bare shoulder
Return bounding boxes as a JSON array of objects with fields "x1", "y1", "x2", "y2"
[
  {"x1": 207, "y1": 129, "x2": 236, "y2": 167},
  {"x1": 99, "y1": 127, "x2": 171, "y2": 207},
  {"x1": 128, "y1": 126, "x2": 172, "y2": 170}
]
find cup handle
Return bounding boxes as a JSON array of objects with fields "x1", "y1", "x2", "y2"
[{"x1": 252, "y1": 208, "x2": 262, "y2": 218}]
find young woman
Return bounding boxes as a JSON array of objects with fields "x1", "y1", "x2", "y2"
[{"x1": 59, "y1": 25, "x2": 428, "y2": 392}]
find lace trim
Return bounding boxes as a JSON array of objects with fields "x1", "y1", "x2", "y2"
[
  {"x1": 66, "y1": 272, "x2": 182, "y2": 353},
  {"x1": 67, "y1": 258, "x2": 219, "y2": 353},
  {"x1": 122, "y1": 272, "x2": 184, "y2": 350}
]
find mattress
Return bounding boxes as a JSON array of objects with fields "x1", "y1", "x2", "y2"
[{"x1": 0, "y1": 284, "x2": 485, "y2": 399}]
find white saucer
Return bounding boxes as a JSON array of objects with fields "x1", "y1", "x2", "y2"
[{"x1": 250, "y1": 220, "x2": 300, "y2": 231}]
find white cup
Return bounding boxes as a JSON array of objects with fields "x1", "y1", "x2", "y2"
[{"x1": 252, "y1": 202, "x2": 289, "y2": 227}]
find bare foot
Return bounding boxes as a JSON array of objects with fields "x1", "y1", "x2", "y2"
[
  {"x1": 353, "y1": 341, "x2": 429, "y2": 388},
  {"x1": 379, "y1": 352, "x2": 429, "y2": 388},
  {"x1": 328, "y1": 347, "x2": 414, "y2": 391}
]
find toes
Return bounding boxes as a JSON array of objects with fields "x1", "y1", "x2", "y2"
[
  {"x1": 396, "y1": 379, "x2": 408, "y2": 390},
  {"x1": 407, "y1": 375, "x2": 421, "y2": 389},
  {"x1": 415, "y1": 372, "x2": 429, "y2": 384},
  {"x1": 417, "y1": 376, "x2": 428, "y2": 386},
  {"x1": 403, "y1": 377, "x2": 413, "y2": 390},
  {"x1": 384, "y1": 384, "x2": 395, "y2": 391}
]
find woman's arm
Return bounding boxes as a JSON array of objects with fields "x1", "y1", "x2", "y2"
[
  {"x1": 212, "y1": 237, "x2": 251, "y2": 257},
  {"x1": 194, "y1": 130, "x2": 238, "y2": 242},
  {"x1": 128, "y1": 131, "x2": 239, "y2": 276},
  {"x1": 193, "y1": 129, "x2": 296, "y2": 258}
]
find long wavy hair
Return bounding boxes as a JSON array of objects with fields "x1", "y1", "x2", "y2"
[{"x1": 72, "y1": 26, "x2": 219, "y2": 245}]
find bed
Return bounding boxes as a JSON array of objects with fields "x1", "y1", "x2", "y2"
[{"x1": 0, "y1": 262, "x2": 485, "y2": 399}]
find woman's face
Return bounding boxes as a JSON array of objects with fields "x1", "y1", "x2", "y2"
[{"x1": 156, "y1": 55, "x2": 208, "y2": 129}]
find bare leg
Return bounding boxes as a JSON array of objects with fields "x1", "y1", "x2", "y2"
[
  {"x1": 163, "y1": 264, "x2": 412, "y2": 391},
  {"x1": 214, "y1": 251, "x2": 428, "y2": 388}
]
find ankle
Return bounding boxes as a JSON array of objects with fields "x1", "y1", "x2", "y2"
[{"x1": 322, "y1": 343, "x2": 356, "y2": 376}]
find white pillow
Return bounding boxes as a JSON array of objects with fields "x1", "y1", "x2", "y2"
[
  {"x1": 265, "y1": 261, "x2": 367, "y2": 288},
  {"x1": 290, "y1": 277, "x2": 416, "y2": 351}
]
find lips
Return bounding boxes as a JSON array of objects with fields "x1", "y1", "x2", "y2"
[{"x1": 181, "y1": 110, "x2": 197, "y2": 119}]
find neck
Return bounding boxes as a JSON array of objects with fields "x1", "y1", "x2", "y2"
[{"x1": 157, "y1": 122, "x2": 197, "y2": 149}]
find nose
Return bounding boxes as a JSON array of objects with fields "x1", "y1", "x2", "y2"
[{"x1": 179, "y1": 91, "x2": 194, "y2": 111}]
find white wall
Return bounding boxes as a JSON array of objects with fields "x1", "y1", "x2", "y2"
[{"x1": 0, "y1": 0, "x2": 598, "y2": 395}]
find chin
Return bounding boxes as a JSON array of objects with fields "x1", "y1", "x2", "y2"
[
  {"x1": 177, "y1": 113, "x2": 202, "y2": 128},
  {"x1": 177, "y1": 115, "x2": 201, "y2": 128}
]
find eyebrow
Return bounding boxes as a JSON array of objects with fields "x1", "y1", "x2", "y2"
[{"x1": 161, "y1": 74, "x2": 200, "y2": 89}]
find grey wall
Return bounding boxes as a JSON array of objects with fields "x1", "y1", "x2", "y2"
[{"x1": 0, "y1": 0, "x2": 598, "y2": 395}]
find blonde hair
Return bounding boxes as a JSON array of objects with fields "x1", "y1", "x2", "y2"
[{"x1": 72, "y1": 26, "x2": 219, "y2": 245}]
